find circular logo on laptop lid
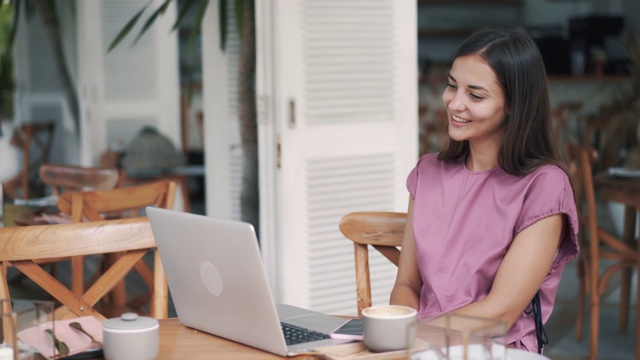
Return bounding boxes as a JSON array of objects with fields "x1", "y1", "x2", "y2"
[{"x1": 199, "y1": 261, "x2": 223, "y2": 296}]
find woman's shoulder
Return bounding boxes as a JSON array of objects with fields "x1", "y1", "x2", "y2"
[
  {"x1": 521, "y1": 163, "x2": 574, "y2": 200},
  {"x1": 528, "y1": 163, "x2": 570, "y2": 184},
  {"x1": 415, "y1": 152, "x2": 461, "y2": 170},
  {"x1": 417, "y1": 152, "x2": 440, "y2": 164}
]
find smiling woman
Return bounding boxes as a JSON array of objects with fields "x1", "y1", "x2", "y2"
[{"x1": 390, "y1": 28, "x2": 579, "y2": 355}]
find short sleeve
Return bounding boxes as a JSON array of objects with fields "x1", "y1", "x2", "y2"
[
  {"x1": 406, "y1": 163, "x2": 419, "y2": 199},
  {"x1": 406, "y1": 154, "x2": 435, "y2": 199},
  {"x1": 515, "y1": 165, "x2": 579, "y2": 272}
]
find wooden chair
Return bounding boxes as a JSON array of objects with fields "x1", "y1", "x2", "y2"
[
  {"x1": 2, "y1": 121, "x2": 56, "y2": 199},
  {"x1": 564, "y1": 143, "x2": 639, "y2": 359},
  {"x1": 12, "y1": 164, "x2": 121, "y2": 282},
  {"x1": 339, "y1": 211, "x2": 406, "y2": 316},
  {"x1": 56, "y1": 179, "x2": 178, "y2": 316},
  {"x1": 0, "y1": 217, "x2": 168, "y2": 320},
  {"x1": 39, "y1": 164, "x2": 121, "y2": 195}
]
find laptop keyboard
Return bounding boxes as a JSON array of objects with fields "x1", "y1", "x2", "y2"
[{"x1": 281, "y1": 322, "x2": 331, "y2": 346}]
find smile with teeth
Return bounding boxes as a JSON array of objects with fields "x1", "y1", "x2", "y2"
[{"x1": 452, "y1": 115, "x2": 471, "y2": 123}]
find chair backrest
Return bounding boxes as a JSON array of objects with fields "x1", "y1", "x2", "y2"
[
  {"x1": 564, "y1": 143, "x2": 637, "y2": 281},
  {"x1": 39, "y1": 164, "x2": 120, "y2": 196},
  {"x1": 56, "y1": 179, "x2": 178, "y2": 221},
  {"x1": 0, "y1": 217, "x2": 166, "y2": 321},
  {"x1": 339, "y1": 211, "x2": 406, "y2": 316},
  {"x1": 564, "y1": 143, "x2": 597, "y2": 232},
  {"x1": 55, "y1": 179, "x2": 177, "y2": 317}
]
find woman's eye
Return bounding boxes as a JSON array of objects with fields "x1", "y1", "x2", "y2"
[
  {"x1": 470, "y1": 93, "x2": 483, "y2": 100},
  {"x1": 446, "y1": 83, "x2": 457, "y2": 89}
]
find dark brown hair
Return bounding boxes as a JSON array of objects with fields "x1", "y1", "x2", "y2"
[{"x1": 437, "y1": 28, "x2": 563, "y2": 176}]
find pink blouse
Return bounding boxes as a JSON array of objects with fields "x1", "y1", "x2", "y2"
[{"x1": 406, "y1": 153, "x2": 579, "y2": 351}]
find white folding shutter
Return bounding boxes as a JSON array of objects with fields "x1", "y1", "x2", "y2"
[
  {"x1": 202, "y1": 0, "x2": 243, "y2": 220},
  {"x1": 259, "y1": 0, "x2": 418, "y2": 316},
  {"x1": 76, "y1": 0, "x2": 180, "y2": 165}
]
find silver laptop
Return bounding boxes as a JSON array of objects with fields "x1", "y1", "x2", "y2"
[{"x1": 146, "y1": 207, "x2": 349, "y2": 356}]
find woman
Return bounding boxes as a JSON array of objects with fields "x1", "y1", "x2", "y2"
[{"x1": 390, "y1": 29, "x2": 579, "y2": 352}]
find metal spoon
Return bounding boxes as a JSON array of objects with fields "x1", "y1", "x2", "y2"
[
  {"x1": 69, "y1": 321, "x2": 102, "y2": 345},
  {"x1": 44, "y1": 328, "x2": 70, "y2": 357}
]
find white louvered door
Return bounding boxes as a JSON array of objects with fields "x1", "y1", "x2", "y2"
[
  {"x1": 76, "y1": 0, "x2": 180, "y2": 165},
  {"x1": 258, "y1": 0, "x2": 417, "y2": 316},
  {"x1": 202, "y1": 0, "x2": 244, "y2": 220}
]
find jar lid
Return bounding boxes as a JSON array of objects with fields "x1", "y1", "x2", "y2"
[{"x1": 103, "y1": 312, "x2": 158, "y2": 331}]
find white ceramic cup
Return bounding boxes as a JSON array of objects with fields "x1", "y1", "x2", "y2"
[{"x1": 362, "y1": 305, "x2": 417, "y2": 353}]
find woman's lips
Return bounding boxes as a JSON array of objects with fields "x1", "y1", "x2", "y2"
[{"x1": 451, "y1": 114, "x2": 471, "y2": 124}]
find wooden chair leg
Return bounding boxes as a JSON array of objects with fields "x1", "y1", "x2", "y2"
[
  {"x1": 620, "y1": 206, "x2": 636, "y2": 332},
  {"x1": 106, "y1": 253, "x2": 127, "y2": 308},
  {"x1": 0, "y1": 263, "x2": 10, "y2": 301},
  {"x1": 152, "y1": 250, "x2": 168, "y2": 319},
  {"x1": 589, "y1": 287, "x2": 600, "y2": 360},
  {"x1": 71, "y1": 256, "x2": 84, "y2": 296},
  {"x1": 575, "y1": 259, "x2": 586, "y2": 341},
  {"x1": 620, "y1": 268, "x2": 631, "y2": 332},
  {"x1": 353, "y1": 243, "x2": 371, "y2": 317},
  {"x1": 635, "y1": 266, "x2": 639, "y2": 360}
]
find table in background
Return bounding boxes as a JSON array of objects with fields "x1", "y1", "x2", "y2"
[{"x1": 0, "y1": 204, "x2": 53, "y2": 227}]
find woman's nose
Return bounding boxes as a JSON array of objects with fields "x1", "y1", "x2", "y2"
[{"x1": 447, "y1": 92, "x2": 465, "y2": 111}]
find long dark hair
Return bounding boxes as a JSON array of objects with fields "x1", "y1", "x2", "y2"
[{"x1": 438, "y1": 28, "x2": 563, "y2": 176}]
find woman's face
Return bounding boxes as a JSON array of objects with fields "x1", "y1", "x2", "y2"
[{"x1": 442, "y1": 54, "x2": 507, "y2": 150}]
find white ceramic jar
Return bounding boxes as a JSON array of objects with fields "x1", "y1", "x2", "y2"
[{"x1": 102, "y1": 313, "x2": 159, "y2": 360}]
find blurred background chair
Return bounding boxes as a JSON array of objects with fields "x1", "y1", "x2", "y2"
[
  {"x1": 2, "y1": 121, "x2": 56, "y2": 200},
  {"x1": 564, "y1": 142, "x2": 639, "y2": 360},
  {"x1": 0, "y1": 217, "x2": 167, "y2": 320},
  {"x1": 39, "y1": 164, "x2": 121, "y2": 196},
  {"x1": 339, "y1": 211, "x2": 406, "y2": 316},
  {"x1": 56, "y1": 179, "x2": 177, "y2": 317}
]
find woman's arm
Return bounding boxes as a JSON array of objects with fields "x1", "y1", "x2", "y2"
[
  {"x1": 451, "y1": 213, "x2": 565, "y2": 328},
  {"x1": 389, "y1": 197, "x2": 423, "y2": 310}
]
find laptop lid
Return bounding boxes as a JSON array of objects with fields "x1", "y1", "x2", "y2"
[{"x1": 146, "y1": 207, "x2": 347, "y2": 356}]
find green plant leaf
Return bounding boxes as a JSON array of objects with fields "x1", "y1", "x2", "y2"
[
  {"x1": 192, "y1": 0, "x2": 209, "y2": 37},
  {"x1": 23, "y1": 0, "x2": 34, "y2": 20},
  {"x1": 8, "y1": 0, "x2": 20, "y2": 46},
  {"x1": 219, "y1": 0, "x2": 227, "y2": 51},
  {"x1": 187, "y1": 0, "x2": 208, "y2": 59},
  {"x1": 134, "y1": 0, "x2": 173, "y2": 45},
  {"x1": 172, "y1": 0, "x2": 196, "y2": 32},
  {"x1": 107, "y1": 1, "x2": 152, "y2": 53},
  {"x1": 235, "y1": 0, "x2": 244, "y2": 38}
]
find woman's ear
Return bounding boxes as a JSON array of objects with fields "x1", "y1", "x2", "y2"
[{"x1": 502, "y1": 107, "x2": 510, "y2": 122}]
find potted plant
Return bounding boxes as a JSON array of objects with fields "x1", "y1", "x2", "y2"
[{"x1": 0, "y1": 2, "x2": 20, "y2": 185}]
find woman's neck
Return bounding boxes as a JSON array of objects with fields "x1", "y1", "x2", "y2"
[{"x1": 466, "y1": 146, "x2": 499, "y2": 172}]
